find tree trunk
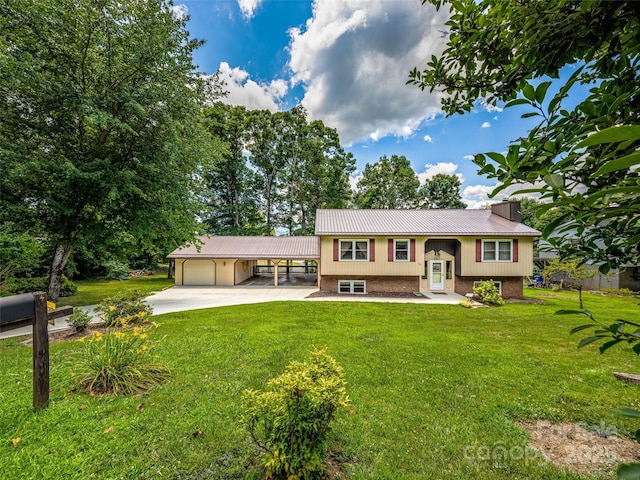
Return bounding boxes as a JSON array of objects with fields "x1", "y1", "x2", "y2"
[
  {"x1": 578, "y1": 286, "x2": 583, "y2": 309},
  {"x1": 47, "y1": 244, "x2": 73, "y2": 302},
  {"x1": 168, "y1": 259, "x2": 174, "y2": 279}
]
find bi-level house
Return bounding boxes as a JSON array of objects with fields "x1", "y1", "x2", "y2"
[{"x1": 168, "y1": 202, "x2": 540, "y2": 298}]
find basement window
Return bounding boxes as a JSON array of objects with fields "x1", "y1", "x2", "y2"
[{"x1": 338, "y1": 280, "x2": 366, "y2": 294}]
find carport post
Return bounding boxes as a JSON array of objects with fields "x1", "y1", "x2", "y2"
[
  {"x1": 273, "y1": 259, "x2": 280, "y2": 286},
  {"x1": 316, "y1": 259, "x2": 321, "y2": 287}
]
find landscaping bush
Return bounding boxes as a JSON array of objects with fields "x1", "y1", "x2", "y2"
[
  {"x1": 73, "y1": 324, "x2": 170, "y2": 395},
  {"x1": 473, "y1": 280, "x2": 504, "y2": 306},
  {"x1": 242, "y1": 347, "x2": 350, "y2": 480},
  {"x1": 102, "y1": 259, "x2": 130, "y2": 280},
  {"x1": 95, "y1": 289, "x2": 152, "y2": 327},
  {"x1": 601, "y1": 287, "x2": 634, "y2": 296},
  {"x1": 68, "y1": 308, "x2": 92, "y2": 332},
  {"x1": 6, "y1": 275, "x2": 77, "y2": 297}
]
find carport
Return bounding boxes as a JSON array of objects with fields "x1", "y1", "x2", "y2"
[{"x1": 168, "y1": 236, "x2": 321, "y2": 287}]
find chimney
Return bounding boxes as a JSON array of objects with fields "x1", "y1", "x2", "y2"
[{"x1": 491, "y1": 200, "x2": 522, "y2": 223}]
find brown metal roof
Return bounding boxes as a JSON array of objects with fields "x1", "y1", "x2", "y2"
[
  {"x1": 314, "y1": 209, "x2": 540, "y2": 236},
  {"x1": 168, "y1": 236, "x2": 320, "y2": 259}
]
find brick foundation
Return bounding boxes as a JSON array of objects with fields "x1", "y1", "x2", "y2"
[
  {"x1": 321, "y1": 275, "x2": 419, "y2": 294},
  {"x1": 455, "y1": 276, "x2": 524, "y2": 299}
]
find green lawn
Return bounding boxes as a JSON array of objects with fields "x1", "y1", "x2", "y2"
[
  {"x1": 63, "y1": 268, "x2": 173, "y2": 307},
  {"x1": 1, "y1": 290, "x2": 639, "y2": 479}
]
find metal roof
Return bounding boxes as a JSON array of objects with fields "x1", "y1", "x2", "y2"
[
  {"x1": 314, "y1": 209, "x2": 540, "y2": 236},
  {"x1": 168, "y1": 236, "x2": 320, "y2": 259}
]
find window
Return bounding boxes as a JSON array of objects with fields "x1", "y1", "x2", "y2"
[
  {"x1": 482, "y1": 240, "x2": 512, "y2": 262},
  {"x1": 339, "y1": 239, "x2": 369, "y2": 261},
  {"x1": 394, "y1": 240, "x2": 409, "y2": 261},
  {"x1": 338, "y1": 280, "x2": 366, "y2": 294},
  {"x1": 474, "y1": 280, "x2": 502, "y2": 295}
]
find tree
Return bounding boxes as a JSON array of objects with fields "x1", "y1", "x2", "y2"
[
  {"x1": 419, "y1": 173, "x2": 467, "y2": 209},
  {"x1": 355, "y1": 155, "x2": 420, "y2": 209},
  {"x1": 201, "y1": 103, "x2": 262, "y2": 235},
  {"x1": 409, "y1": 0, "x2": 640, "y2": 273},
  {"x1": 543, "y1": 258, "x2": 597, "y2": 309},
  {"x1": 1, "y1": 0, "x2": 213, "y2": 300}
]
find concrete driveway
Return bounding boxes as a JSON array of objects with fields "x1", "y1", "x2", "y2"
[{"x1": 147, "y1": 286, "x2": 319, "y2": 315}]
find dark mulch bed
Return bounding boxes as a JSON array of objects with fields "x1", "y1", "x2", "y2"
[{"x1": 21, "y1": 322, "x2": 107, "y2": 345}]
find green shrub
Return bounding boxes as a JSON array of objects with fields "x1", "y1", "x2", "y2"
[
  {"x1": 473, "y1": 280, "x2": 504, "y2": 306},
  {"x1": 73, "y1": 324, "x2": 170, "y2": 395},
  {"x1": 94, "y1": 289, "x2": 152, "y2": 327},
  {"x1": 6, "y1": 275, "x2": 77, "y2": 297},
  {"x1": 102, "y1": 259, "x2": 130, "y2": 280},
  {"x1": 242, "y1": 347, "x2": 350, "y2": 480},
  {"x1": 68, "y1": 308, "x2": 92, "y2": 332},
  {"x1": 601, "y1": 287, "x2": 634, "y2": 296},
  {"x1": 459, "y1": 300, "x2": 473, "y2": 308}
]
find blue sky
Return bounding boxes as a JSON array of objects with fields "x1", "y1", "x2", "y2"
[{"x1": 172, "y1": 0, "x2": 567, "y2": 208}]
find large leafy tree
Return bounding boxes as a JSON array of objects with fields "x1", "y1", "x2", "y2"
[
  {"x1": 409, "y1": 0, "x2": 640, "y2": 273},
  {"x1": 1, "y1": 0, "x2": 211, "y2": 300},
  {"x1": 355, "y1": 155, "x2": 420, "y2": 209},
  {"x1": 201, "y1": 103, "x2": 262, "y2": 235},
  {"x1": 419, "y1": 173, "x2": 467, "y2": 209}
]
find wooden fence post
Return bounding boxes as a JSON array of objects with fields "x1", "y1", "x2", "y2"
[{"x1": 33, "y1": 292, "x2": 49, "y2": 410}]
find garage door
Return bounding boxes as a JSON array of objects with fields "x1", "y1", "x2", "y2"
[{"x1": 183, "y1": 260, "x2": 215, "y2": 285}]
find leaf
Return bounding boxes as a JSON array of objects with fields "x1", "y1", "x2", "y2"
[
  {"x1": 617, "y1": 462, "x2": 640, "y2": 480},
  {"x1": 577, "y1": 125, "x2": 640, "y2": 147},
  {"x1": 523, "y1": 84, "x2": 535, "y2": 102},
  {"x1": 543, "y1": 173, "x2": 564, "y2": 189},
  {"x1": 577, "y1": 336, "x2": 606, "y2": 349},
  {"x1": 12, "y1": 438, "x2": 20, "y2": 446},
  {"x1": 569, "y1": 324, "x2": 597, "y2": 335},
  {"x1": 535, "y1": 81, "x2": 552, "y2": 104},
  {"x1": 137, "y1": 403, "x2": 144, "y2": 413},
  {"x1": 192, "y1": 430, "x2": 203, "y2": 438},
  {"x1": 617, "y1": 408, "x2": 640, "y2": 419},
  {"x1": 593, "y1": 152, "x2": 640, "y2": 176},
  {"x1": 505, "y1": 98, "x2": 530, "y2": 108},
  {"x1": 599, "y1": 339, "x2": 622, "y2": 354},
  {"x1": 103, "y1": 426, "x2": 114, "y2": 434}
]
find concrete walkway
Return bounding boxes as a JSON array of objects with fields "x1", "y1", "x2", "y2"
[{"x1": 0, "y1": 286, "x2": 468, "y2": 339}]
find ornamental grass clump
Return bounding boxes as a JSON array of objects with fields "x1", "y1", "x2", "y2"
[
  {"x1": 73, "y1": 323, "x2": 170, "y2": 395},
  {"x1": 95, "y1": 289, "x2": 152, "y2": 327},
  {"x1": 242, "y1": 347, "x2": 350, "y2": 480}
]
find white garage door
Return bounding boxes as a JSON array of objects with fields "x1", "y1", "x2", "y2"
[{"x1": 183, "y1": 260, "x2": 215, "y2": 285}]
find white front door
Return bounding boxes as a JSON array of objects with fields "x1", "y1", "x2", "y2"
[{"x1": 430, "y1": 260, "x2": 444, "y2": 291}]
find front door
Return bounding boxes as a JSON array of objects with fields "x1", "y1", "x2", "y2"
[{"x1": 430, "y1": 260, "x2": 444, "y2": 291}]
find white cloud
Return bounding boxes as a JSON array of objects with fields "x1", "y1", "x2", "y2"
[
  {"x1": 417, "y1": 162, "x2": 463, "y2": 185},
  {"x1": 170, "y1": 4, "x2": 188, "y2": 20},
  {"x1": 462, "y1": 182, "x2": 543, "y2": 209},
  {"x1": 481, "y1": 121, "x2": 491, "y2": 128},
  {"x1": 423, "y1": 134, "x2": 433, "y2": 143},
  {"x1": 480, "y1": 99, "x2": 503, "y2": 113},
  {"x1": 217, "y1": 62, "x2": 287, "y2": 112},
  {"x1": 238, "y1": 0, "x2": 262, "y2": 19},
  {"x1": 463, "y1": 154, "x2": 475, "y2": 161},
  {"x1": 288, "y1": 0, "x2": 449, "y2": 144}
]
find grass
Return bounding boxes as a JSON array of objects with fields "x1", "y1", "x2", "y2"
[
  {"x1": 62, "y1": 268, "x2": 173, "y2": 307},
  {"x1": 1, "y1": 289, "x2": 639, "y2": 479}
]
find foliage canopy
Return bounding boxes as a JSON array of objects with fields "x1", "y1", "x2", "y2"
[{"x1": 409, "y1": 0, "x2": 640, "y2": 272}]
